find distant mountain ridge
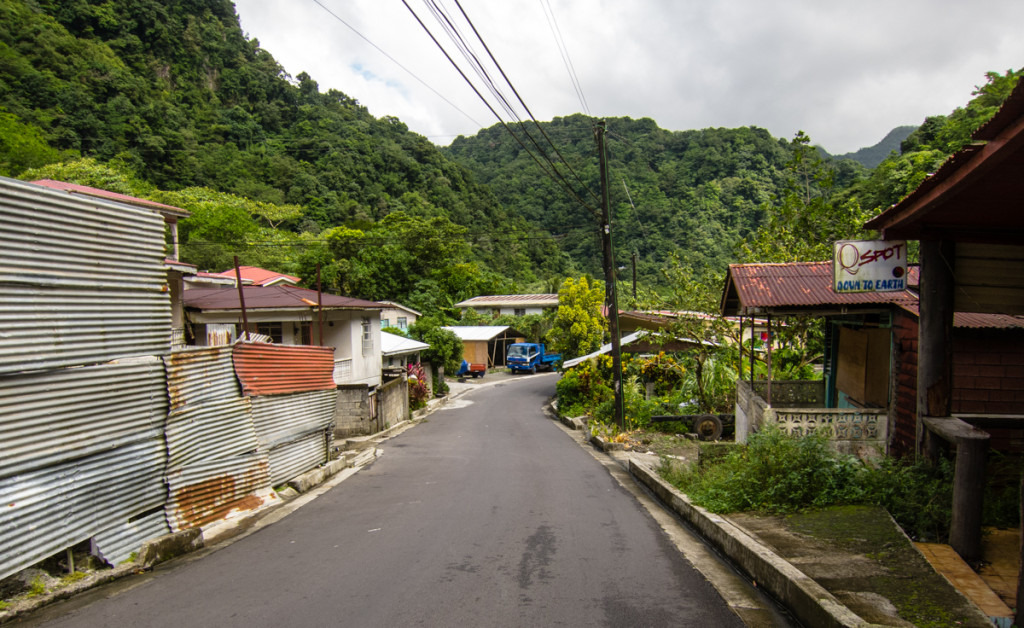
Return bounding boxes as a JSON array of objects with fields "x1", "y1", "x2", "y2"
[{"x1": 834, "y1": 125, "x2": 918, "y2": 169}]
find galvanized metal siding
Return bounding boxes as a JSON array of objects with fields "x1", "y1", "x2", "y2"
[
  {"x1": 0, "y1": 356, "x2": 168, "y2": 480},
  {"x1": 164, "y1": 453, "x2": 272, "y2": 531},
  {"x1": 266, "y1": 431, "x2": 328, "y2": 487},
  {"x1": 0, "y1": 438, "x2": 167, "y2": 580},
  {"x1": 92, "y1": 510, "x2": 171, "y2": 567},
  {"x1": 162, "y1": 348, "x2": 270, "y2": 531},
  {"x1": 251, "y1": 390, "x2": 336, "y2": 487},
  {"x1": 232, "y1": 343, "x2": 337, "y2": 395},
  {"x1": 0, "y1": 178, "x2": 171, "y2": 374},
  {"x1": 251, "y1": 390, "x2": 336, "y2": 449}
]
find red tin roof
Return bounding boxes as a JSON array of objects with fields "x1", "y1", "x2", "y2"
[
  {"x1": 212, "y1": 266, "x2": 302, "y2": 286},
  {"x1": 232, "y1": 343, "x2": 337, "y2": 396},
  {"x1": 184, "y1": 285, "x2": 381, "y2": 311},
  {"x1": 721, "y1": 262, "x2": 919, "y2": 315}
]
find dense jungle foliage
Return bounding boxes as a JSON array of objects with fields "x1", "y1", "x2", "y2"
[{"x1": 0, "y1": 0, "x2": 1019, "y2": 318}]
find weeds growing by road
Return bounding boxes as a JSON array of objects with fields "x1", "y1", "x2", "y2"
[{"x1": 660, "y1": 425, "x2": 961, "y2": 543}]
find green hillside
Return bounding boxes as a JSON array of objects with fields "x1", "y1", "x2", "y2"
[{"x1": 0, "y1": 0, "x2": 1019, "y2": 314}]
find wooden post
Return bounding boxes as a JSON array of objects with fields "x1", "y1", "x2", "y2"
[
  {"x1": 766, "y1": 314, "x2": 772, "y2": 406},
  {"x1": 595, "y1": 120, "x2": 624, "y2": 430},
  {"x1": 749, "y1": 315, "x2": 755, "y2": 389},
  {"x1": 924, "y1": 417, "x2": 990, "y2": 563},
  {"x1": 917, "y1": 240, "x2": 955, "y2": 453},
  {"x1": 233, "y1": 256, "x2": 250, "y2": 341},
  {"x1": 316, "y1": 264, "x2": 324, "y2": 346}
]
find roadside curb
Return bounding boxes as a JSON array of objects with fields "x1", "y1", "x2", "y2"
[{"x1": 626, "y1": 455, "x2": 886, "y2": 628}]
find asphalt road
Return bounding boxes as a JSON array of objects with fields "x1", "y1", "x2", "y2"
[{"x1": 20, "y1": 373, "x2": 745, "y2": 627}]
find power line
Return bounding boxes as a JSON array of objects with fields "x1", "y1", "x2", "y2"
[
  {"x1": 451, "y1": 0, "x2": 601, "y2": 208},
  {"x1": 403, "y1": 0, "x2": 600, "y2": 218},
  {"x1": 309, "y1": 0, "x2": 483, "y2": 129},
  {"x1": 539, "y1": 0, "x2": 589, "y2": 117}
]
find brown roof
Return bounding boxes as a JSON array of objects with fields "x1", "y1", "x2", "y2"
[
  {"x1": 455, "y1": 294, "x2": 559, "y2": 308},
  {"x1": 184, "y1": 285, "x2": 381, "y2": 311},
  {"x1": 863, "y1": 78, "x2": 1024, "y2": 244},
  {"x1": 720, "y1": 262, "x2": 919, "y2": 315},
  {"x1": 898, "y1": 304, "x2": 1024, "y2": 330},
  {"x1": 31, "y1": 179, "x2": 189, "y2": 219}
]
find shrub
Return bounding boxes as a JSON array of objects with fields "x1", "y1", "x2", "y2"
[
  {"x1": 407, "y1": 363, "x2": 430, "y2": 410},
  {"x1": 660, "y1": 425, "x2": 959, "y2": 543}
]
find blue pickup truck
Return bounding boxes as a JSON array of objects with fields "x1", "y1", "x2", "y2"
[{"x1": 506, "y1": 342, "x2": 562, "y2": 374}]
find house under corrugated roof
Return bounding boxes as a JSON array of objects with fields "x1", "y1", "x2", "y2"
[
  {"x1": 720, "y1": 261, "x2": 919, "y2": 316},
  {"x1": 211, "y1": 266, "x2": 302, "y2": 287}
]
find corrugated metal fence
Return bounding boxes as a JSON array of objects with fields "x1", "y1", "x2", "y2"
[
  {"x1": 0, "y1": 179, "x2": 173, "y2": 578},
  {"x1": 0, "y1": 178, "x2": 341, "y2": 581}
]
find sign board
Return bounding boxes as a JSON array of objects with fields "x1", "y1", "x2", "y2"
[{"x1": 833, "y1": 240, "x2": 908, "y2": 293}]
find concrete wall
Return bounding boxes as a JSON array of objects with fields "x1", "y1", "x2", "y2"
[
  {"x1": 734, "y1": 379, "x2": 769, "y2": 443},
  {"x1": 377, "y1": 376, "x2": 408, "y2": 430},
  {"x1": 334, "y1": 384, "x2": 371, "y2": 438}
]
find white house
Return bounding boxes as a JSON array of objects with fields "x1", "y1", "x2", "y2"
[
  {"x1": 381, "y1": 331, "x2": 429, "y2": 369},
  {"x1": 184, "y1": 284, "x2": 383, "y2": 388},
  {"x1": 378, "y1": 301, "x2": 421, "y2": 332},
  {"x1": 455, "y1": 294, "x2": 559, "y2": 318}
]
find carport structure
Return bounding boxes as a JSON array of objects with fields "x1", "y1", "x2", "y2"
[
  {"x1": 442, "y1": 325, "x2": 524, "y2": 370},
  {"x1": 865, "y1": 78, "x2": 1024, "y2": 577}
]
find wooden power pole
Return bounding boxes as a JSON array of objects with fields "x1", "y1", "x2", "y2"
[{"x1": 595, "y1": 120, "x2": 625, "y2": 430}]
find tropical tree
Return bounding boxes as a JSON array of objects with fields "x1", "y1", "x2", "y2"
[
  {"x1": 548, "y1": 276, "x2": 605, "y2": 359},
  {"x1": 742, "y1": 131, "x2": 873, "y2": 263}
]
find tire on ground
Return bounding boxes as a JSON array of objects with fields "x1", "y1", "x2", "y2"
[{"x1": 694, "y1": 414, "x2": 723, "y2": 441}]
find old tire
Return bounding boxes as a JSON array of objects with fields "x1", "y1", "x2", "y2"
[
  {"x1": 530, "y1": 365, "x2": 537, "y2": 375},
  {"x1": 694, "y1": 414, "x2": 723, "y2": 441}
]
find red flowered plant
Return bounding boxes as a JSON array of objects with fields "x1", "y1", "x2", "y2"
[{"x1": 407, "y1": 362, "x2": 430, "y2": 410}]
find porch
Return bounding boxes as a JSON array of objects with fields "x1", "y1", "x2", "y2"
[{"x1": 735, "y1": 379, "x2": 888, "y2": 455}]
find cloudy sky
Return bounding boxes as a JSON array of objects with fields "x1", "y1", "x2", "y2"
[{"x1": 231, "y1": 1, "x2": 1024, "y2": 154}]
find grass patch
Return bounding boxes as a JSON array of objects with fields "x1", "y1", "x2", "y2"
[{"x1": 660, "y1": 424, "x2": 959, "y2": 542}]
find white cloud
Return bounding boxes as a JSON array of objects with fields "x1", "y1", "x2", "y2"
[{"x1": 232, "y1": 0, "x2": 1024, "y2": 153}]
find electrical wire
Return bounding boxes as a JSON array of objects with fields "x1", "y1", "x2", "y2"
[
  {"x1": 539, "y1": 0, "x2": 589, "y2": 117},
  {"x1": 403, "y1": 0, "x2": 600, "y2": 218},
  {"x1": 310, "y1": 0, "x2": 483, "y2": 129}
]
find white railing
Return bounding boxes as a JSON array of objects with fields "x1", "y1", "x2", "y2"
[{"x1": 333, "y1": 358, "x2": 353, "y2": 384}]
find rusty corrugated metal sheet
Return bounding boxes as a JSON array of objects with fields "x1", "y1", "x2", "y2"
[
  {"x1": 164, "y1": 454, "x2": 273, "y2": 531},
  {"x1": 727, "y1": 262, "x2": 918, "y2": 313},
  {"x1": 0, "y1": 438, "x2": 167, "y2": 580},
  {"x1": 165, "y1": 347, "x2": 242, "y2": 410},
  {"x1": 232, "y1": 343, "x2": 337, "y2": 396},
  {"x1": 898, "y1": 304, "x2": 1024, "y2": 330},
  {"x1": 162, "y1": 347, "x2": 271, "y2": 531},
  {"x1": 0, "y1": 356, "x2": 168, "y2": 480},
  {"x1": 0, "y1": 177, "x2": 170, "y2": 374},
  {"x1": 164, "y1": 348, "x2": 257, "y2": 469}
]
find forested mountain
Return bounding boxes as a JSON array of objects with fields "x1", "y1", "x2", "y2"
[
  {"x1": 835, "y1": 125, "x2": 917, "y2": 169},
  {"x1": 0, "y1": 0, "x2": 565, "y2": 312},
  {"x1": 444, "y1": 117, "x2": 865, "y2": 280},
  {"x1": 0, "y1": 0, "x2": 1019, "y2": 315}
]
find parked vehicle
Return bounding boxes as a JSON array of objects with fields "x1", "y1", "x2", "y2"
[
  {"x1": 506, "y1": 342, "x2": 562, "y2": 374},
  {"x1": 456, "y1": 360, "x2": 487, "y2": 378}
]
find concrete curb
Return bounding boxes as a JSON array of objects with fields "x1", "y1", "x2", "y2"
[{"x1": 627, "y1": 456, "x2": 887, "y2": 628}]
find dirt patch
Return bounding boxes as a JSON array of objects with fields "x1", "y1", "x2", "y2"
[
  {"x1": 730, "y1": 506, "x2": 992, "y2": 628},
  {"x1": 615, "y1": 430, "x2": 699, "y2": 459}
]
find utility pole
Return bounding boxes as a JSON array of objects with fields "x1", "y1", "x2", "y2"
[{"x1": 595, "y1": 120, "x2": 625, "y2": 431}]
